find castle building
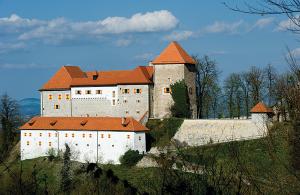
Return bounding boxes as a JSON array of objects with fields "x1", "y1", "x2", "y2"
[{"x1": 20, "y1": 41, "x2": 197, "y2": 163}]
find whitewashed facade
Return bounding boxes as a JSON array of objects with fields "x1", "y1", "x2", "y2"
[{"x1": 20, "y1": 129, "x2": 146, "y2": 164}]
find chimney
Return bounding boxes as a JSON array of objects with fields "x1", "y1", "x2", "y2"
[
  {"x1": 121, "y1": 117, "x2": 126, "y2": 126},
  {"x1": 92, "y1": 71, "x2": 98, "y2": 80}
]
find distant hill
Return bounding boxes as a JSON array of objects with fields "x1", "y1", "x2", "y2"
[{"x1": 19, "y1": 98, "x2": 40, "y2": 118}]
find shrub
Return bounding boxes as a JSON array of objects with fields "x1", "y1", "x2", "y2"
[
  {"x1": 170, "y1": 80, "x2": 191, "y2": 118},
  {"x1": 120, "y1": 150, "x2": 143, "y2": 167}
]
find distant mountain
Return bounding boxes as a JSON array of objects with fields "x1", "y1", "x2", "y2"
[{"x1": 19, "y1": 98, "x2": 40, "y2": 118}]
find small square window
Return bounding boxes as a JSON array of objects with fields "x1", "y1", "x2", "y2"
[
  {"x1": 66, "y1": 94, "x2": 70, "y2": 100},
  {"x1": 87, "y1": 144, "x2": 90, "y2": 147},
  {"x1": 39, "y1": 133, "x2": 42, "y2": 137},
  {"x1": 136, "y1": 110, "x2": 140, "y2": 114},
  {"x1": 134, "y1": 89, "x2": 142, "y2": 94},
  {"x1": 112, "y1": 91, "x2": 116, "y2": 97},
  {"x1": 65, "y1": 133, "x2": 68, "y2": 137},
  {"x1": 122, "y1": 89, "x2": 130, "y2": 94},
  {"x1": 48, "y1": 94, "x2": 53, "y2": 100},
  {"x1": 96, "y1": 90, "x2": 102, "y2": 94},
  {"x1": 139, "y1": 136, "x2": 142, "y2": 141},
  {"x1": 24, "y1": 133, "x2": 27, "y2": 137},
  {"x1": 85, "y1": 90, "x2": 92, "y2": 95},
  {"x1": 112, "y1": 99, "x2": 116, "y2": 106},
  {"x1": 123, "y1": 100, "x2": 127, "y2": 103},
  {"x1": 29, "y1": 133, "x2": 32, "y2": 137},
  {"x1": 164, "y1": 87, "x2": 171, "y2": 94},
  {"x1": 27, "y1": 141, "x2": 30, "y2": 146},
  {"x1": 108, "y1": 134, "x2": 111, "y2": 138},
  {"x1": 101, "y1": 134, "x2": 104, "y2": 138},
  {"x1": 125, "y1": 111, "x2": 129, "y2": 114},
  {"x1": 72, "y1": 133, "x2": 75, "y2": 138},
  {"x1": 48, "y1": 133, "x2": 51, "y2": 137},
  {"x1": 112, "y1": 145, "x2": 114, "y2": 147},
  {"x1": 127, "y1": 135, "x2": 130, "y2": 139},
  {"x1": 49, "y1": 142, "x2": 52, "y2": 147},
  {"x1": 75, "y1": 90, "x2": 82, "y2": 95},
  {"x1": 89, "y1": 134, "x2": 92, "y2": 138},
  {"x1": 38, "y1": 141, "x2": 42, "y2": 146},
  {"x1": 58, "y1": 94, "x2": 62, "y2": 100},
  {"x1": 136, "y1": 99, "x2": 140, "y2": 103},
  {"x1": 82, "y1": 134, "x2": 85, "y2": 138}
]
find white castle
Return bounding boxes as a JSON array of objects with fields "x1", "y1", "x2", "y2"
[
  {"x1": 20, "y1": 41, "x2": 198, "y2": 163},
  {"x1": 19, "y1": 42, "x2": 273, "y2": 164}
]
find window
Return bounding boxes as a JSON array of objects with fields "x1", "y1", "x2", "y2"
[
  {"x1": 75, "y1": 90, "x2": 82, "y2": 95},
  {"x1": 27, "y1": 141, "x2": 30, "y2": 146},
  {"x1": 127, "y1": 135, "x2": 130, "y2": 139},
  {"x1": 29, "y1": 133, "x2": 32, "y2": 137},
  {"x1": 85, "y1": 90, "x2": 92, "y2": 95},
  {"x1": 96, "y1": 90, "x2": 102, "y2": 94},
  {"x1": 136, "y1": 99, "x2": 140, "y2": 103},
  {"x1": 112, "y1": 99, "x2": 116, "y2": 106},
  {"x1": 66, "y1": 94, "x2": 70, "y2": 100},
  {"x1": 125, "y1": 110, "x2": 129, "y2": 114},
  {"x1": 122, "y1": 89, "x2": 130, "y2": 94},
  {"x1": 123, "y1": 99, "x2": 127, "y2": 103},
  {"x1": 54, "y1": 104, "x2": 60, "y2": 109},
  {"x1": 112, "y1": 91, "x2": 116, "y2": 97},
  {"x1": 112, "y1": 145, "x2": 114, "y2": 147},
  {"x1": 24, "y1": 133, "x2": 27, "y2": 137},
  {"x1": 65, "y1": 133, "x2": 68, "y2": 138},
  {"x1": 39, "y1": 133, "x2": 42, "y2": 137},
  {"x1": 82, "y1": 134, "x2": 85, "y2": 138},
  {"x1": 87, "y1": 144, "x2": 89, "y2": 147},
  {"x1": 89, "y1": 134, "x2": 92, "y2": 138},
  {"x1": 49, "y1": 142, "x2": 52, "y2": 147},
  {"x1": 136, "y1": 110, "x2": 140, "y2": 114},
  {"x1": 164, "y1": 87, "x2": 171, "y2": 94},
  {"x1": 101, "y1": 134, "x2": 104, "y2": 138},
  {"x1": 168, "y1": 78, "x2": 172, "y2": 82},
  {"x1": 48, "y1": 133, "x2": 51, "y2": 137},
  {"x1": 108, "y1": 134, "x2": 111, "y2": 138},
  {"x1": 38, "y1": 141, "x2": 42, "y2": 146},
  {"x1": 134, "y1": 88, "x2": 142, "y2": 94},
  {"x1": 72, "y1": 133, "x2": 75, "y2": 138},
  {"x1": 48, "y1": 94, "x2": 53, "y2": 100},
  {"x1": 139, "y1": 136, "x2": 141, "y2": 141},
  {"x1": 58, "y1": 94, "x2": 62, "y2": 100}
]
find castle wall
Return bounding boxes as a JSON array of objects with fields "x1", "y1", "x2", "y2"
[
  {"x1": 20, "y1": 130, "x2": 146, "y2": 164},
  {"x1": 41, "y1": 91, "x2": 71, "y2": 117}
]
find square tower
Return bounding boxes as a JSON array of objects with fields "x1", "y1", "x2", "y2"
[{"x1": 150, "y1": 41, "x2": 197, "y2": 119}]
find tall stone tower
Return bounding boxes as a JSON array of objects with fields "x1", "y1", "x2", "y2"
[{"x1": 150, "y1": 41, "x2": 197, "y2": 119}]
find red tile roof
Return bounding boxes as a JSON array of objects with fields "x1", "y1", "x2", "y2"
[
  {"x1": 20, "y1": 116, "x2": 149, "y2": 132},
  {"x1": 250, "y1": 102, "x2": 273, "y2": 113},
  {"x1": 152, "y1": 41, "x2": 196, "y2": 65},
  {"x1": 40, "y1": 66, "x2": 153, "y2": 90}
]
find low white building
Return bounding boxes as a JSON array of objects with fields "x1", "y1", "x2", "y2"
[{"x1": 20, "y1": 116, "x2": 148, "y2": 164}]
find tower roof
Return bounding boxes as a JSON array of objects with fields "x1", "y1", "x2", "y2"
[
  {"x1": 152, "y1": 41, "x2": 196, "y2": 65},
  {"x1": 250, "y1": 102, "x2": 273, "y2": 113}
]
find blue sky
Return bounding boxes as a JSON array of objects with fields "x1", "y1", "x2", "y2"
[{"x1": 0, "y1": 0, "x2": 298, "y2": 99}]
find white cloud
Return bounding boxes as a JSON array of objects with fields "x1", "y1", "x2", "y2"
[
  {"x1": 134, "y1": 52, "x2": 154, "y2": 61},
  {"x1": 0, "y1": 63, "x2": 49, "y2": 69},
  {"x1": 289, "y1": 48, "x2": 300, "y2": 57},
  {"x1": 252, "y1": 17, "x2": 274, "y2": 29},
  {"x1": 115, "y1": 39, "x2": 132, "y2": 47},
  {"x1": 0, "y1": 42, "x2": 26, "y2": 54},
  {"x1": 202, "y1": 20, "x2": 244, "y2": 34},
  {"x1": 0, "y1": 11, "x2": 178, "y2": 44},
  {"x1": 276, "y1": 17, "x2": 299, "y2": 31},
  {"x1": 164, "y1": 30, "x2": 193, "y2": 41}
]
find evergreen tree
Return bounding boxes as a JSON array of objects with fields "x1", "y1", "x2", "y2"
[{"x1": 60, "y1": 144, "x2": 72, "y2": 194}]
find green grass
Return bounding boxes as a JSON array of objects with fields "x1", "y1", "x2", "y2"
[{"x1": 146, "y1": 117, "x2": 183, "y2": 149}]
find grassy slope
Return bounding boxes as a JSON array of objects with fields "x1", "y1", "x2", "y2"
[{"x1": 0, "y1": 121, "x2": 299, "y2": 194}]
